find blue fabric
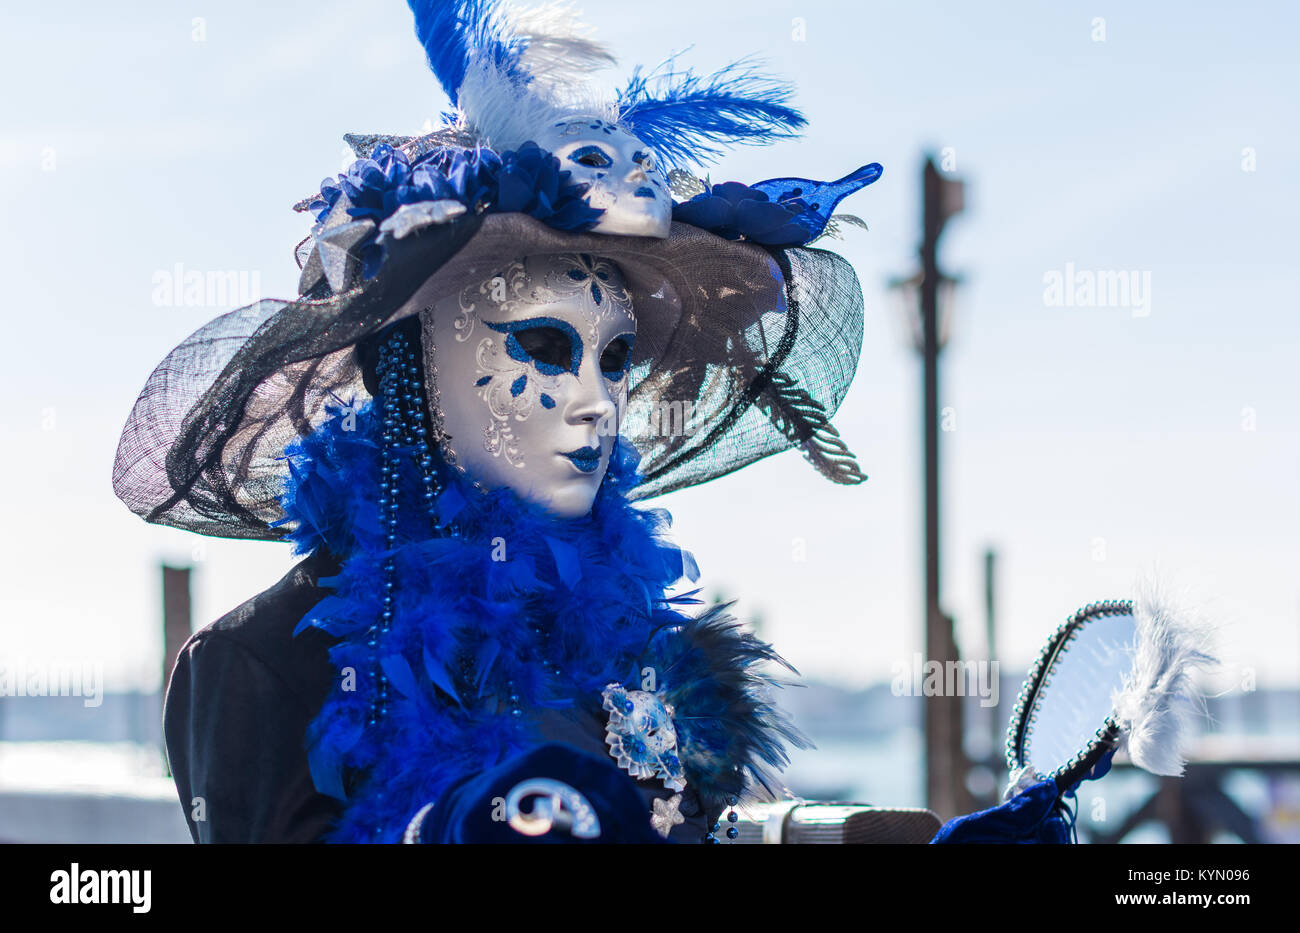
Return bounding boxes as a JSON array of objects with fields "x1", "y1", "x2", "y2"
[
  {"x1": 930, "y1": 749, "x2": 1117, "y2": 845},
  {"x1": 420, "y1": 742, "x2": 667, "y2": 844},
  {"x1": 929, "y1": 778, "x2": 1072, "y2": 844}
]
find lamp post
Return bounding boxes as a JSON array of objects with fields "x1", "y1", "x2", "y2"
[
  {"x1": 891, "y1": 153, "x2": 970, "y2": 819},
  {"x1": 161, "y1": 564, "x2": 192, "y2": 776}
]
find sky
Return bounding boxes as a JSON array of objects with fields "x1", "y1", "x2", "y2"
[{"x1": 0, "y1": 0, "x2": 1296, "y2": 698}]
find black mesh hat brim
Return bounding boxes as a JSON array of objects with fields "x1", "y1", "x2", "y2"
[{"x1": 112, "y1": 212, "x2": 866, "y2": 540}]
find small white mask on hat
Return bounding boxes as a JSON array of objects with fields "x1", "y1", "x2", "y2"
[
  {"x1": 422, "y1": 252, "x2": 636, "y2": 518},
  {"x1": 534, "y1": 116, "x2": 672, "y2": 238}
]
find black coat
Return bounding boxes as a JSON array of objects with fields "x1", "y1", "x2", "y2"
[{"x1": 163, "y1": 551, "x2": 712, "y2": 843}]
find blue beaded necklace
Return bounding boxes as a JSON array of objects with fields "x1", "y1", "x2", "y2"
[{"x1": 373, "y1": 328, "x2": 444, "y2": 726}]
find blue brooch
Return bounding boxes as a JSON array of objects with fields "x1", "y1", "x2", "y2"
[{"x1": 601, "y1": 684, "x2": 686, "y2": 793}]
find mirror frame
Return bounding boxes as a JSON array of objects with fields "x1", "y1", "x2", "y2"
[{"x1": 1005, "y1": 599, "x2": 1132, "y2": 792}]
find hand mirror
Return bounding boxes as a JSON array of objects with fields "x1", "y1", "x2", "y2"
[{"x1": 1006, "y1": 600, "x2": 1137, "y2": 792}]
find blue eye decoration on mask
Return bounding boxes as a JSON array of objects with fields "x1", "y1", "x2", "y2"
[
  {"x1": 569, "y1": 145, "x2": 613, "y2": 169},
  {"x1": 600, "y1": 333, "x2": 635, "y2": 382},
  {"x1": 483, "y1": 318, "x2": 630, "y2": 402},
  {"x1": 486, "y1": 317, "x2": 583, "y2": 377}
]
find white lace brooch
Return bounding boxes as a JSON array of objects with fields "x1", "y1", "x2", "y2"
[{"x1": 601, "y1": 684, "x2": 687, "y2": 793}]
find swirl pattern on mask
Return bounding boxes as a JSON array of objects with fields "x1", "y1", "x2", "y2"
[{"x1": 462, "y1": 252, "x2": 633, "y2": 344}]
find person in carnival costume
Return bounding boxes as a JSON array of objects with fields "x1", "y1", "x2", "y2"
[{"x1": 117, "y1": 0, "x2": 1066, "y2": 844}]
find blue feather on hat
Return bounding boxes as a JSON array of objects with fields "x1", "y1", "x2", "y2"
[{"x1": 403, "y1": 0, "x2": 808, "y2": 169}]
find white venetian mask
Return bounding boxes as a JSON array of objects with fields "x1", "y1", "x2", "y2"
[
  {"x1": 421, "y1": 252, "x2": 636, "y2": 518},
  {"x1": 533, "y1": 116, "x2": 672, "y2": 238}
]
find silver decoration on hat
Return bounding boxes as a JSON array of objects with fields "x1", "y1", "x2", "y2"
[
  {"x1": 296, "y1": 190, "x2": 380, "y2": 295},
  {"x1": 298, "y1": 198, "x2": 466, "y2": 295},
  {"x1": 378, "y1": 200, "x2": 468, "y2": 240},
  {"x1": 667, "y1": 168, "x2": 709, "y2": 201}
]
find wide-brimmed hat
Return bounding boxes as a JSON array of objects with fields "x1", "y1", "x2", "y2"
[{"x1": 111, "y1": 0, "x2": 881, "y2": 540}]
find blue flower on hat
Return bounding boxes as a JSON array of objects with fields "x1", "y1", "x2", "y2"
[
  {"x1": 307, "y1": 142, "x2": 606, "y2": 282},
  {"x1": 417, "y1": 146, "x2": 502, "y2": 214},
  {"x1": 672, "y1": 181, "x2": 810, "y2": 246},
  {"x1": 497, "y1": 142, "x2": 605, "y2": 231}
]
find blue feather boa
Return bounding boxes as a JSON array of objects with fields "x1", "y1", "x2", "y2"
[{"x1": 279, "y1": 402, "x2": 807, "y2": 842}]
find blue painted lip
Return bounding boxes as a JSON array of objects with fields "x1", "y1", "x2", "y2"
[
  {"x1": 561, "y1": 446, "x2": 601, "y2": 473},
  {"x1": 633, "y1": 186, "x2": 655, "y2": 198}
]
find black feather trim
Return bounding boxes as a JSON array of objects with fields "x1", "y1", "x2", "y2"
[
  {"x1": 645, "y1": 603, "x2": 812, "y2": 812},
  {"x1": 755, "y1": 369, "x2": 866, "y2": 484}
]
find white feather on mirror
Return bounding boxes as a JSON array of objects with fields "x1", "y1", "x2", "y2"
[{"x1": 1112, "y1": 575, "x2": 1219, "y2": 776}]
